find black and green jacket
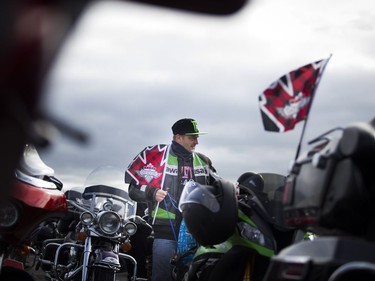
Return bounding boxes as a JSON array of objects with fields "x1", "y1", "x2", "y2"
[{"x1": 125, "y1": 141, "x2": 216, "y2": 240}]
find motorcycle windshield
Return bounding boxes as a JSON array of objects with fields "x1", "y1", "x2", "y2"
[
  {"x1": 81, "y1": 166, "x2": 137, "y2": 219},
  {"x1": 238, "y1": 173, "x2": 289, "y2": 229},
  {"x1": 252, "y1": 173, "x2": 288, "y2": 229}
]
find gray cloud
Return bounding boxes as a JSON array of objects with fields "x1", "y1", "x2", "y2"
[{"x1": 41, "y1": 0, "x2": 375, "y2": 189}]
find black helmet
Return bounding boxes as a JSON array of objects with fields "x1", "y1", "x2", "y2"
[
  {"x1": 236, "y1": 172, "x2": 264, "y2": 194},
  {"x1": 178, "y1": 179, "x2": 238, "y2": 246},
  {"x1": 237, "y1": 172, "x2": 290, "y2": 229}
]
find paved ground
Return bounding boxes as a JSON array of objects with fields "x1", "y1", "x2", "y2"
[
  {"x1": 26, "y1": 266, "x2": 131, "y2": 281},
  {"x1": 25, "y1": 267, "x2": 46, "y2": 281},
  {"x1": 26, "y1": 267, "x2": 130, "y2": 281}
]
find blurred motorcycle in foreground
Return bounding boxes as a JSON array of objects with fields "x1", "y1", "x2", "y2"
[
  {"x1": 263, "y1": 117, "x2": 375, "y2": 281},
  {"x1": 0, "y1": 144, "x2": 67, "y2": 281},
  {"x1": 36, "y1": 165, "x2": 148, "y2": 281},
  {"x1": 176, "y1": 172, "x2": 297, "y2": 281}
]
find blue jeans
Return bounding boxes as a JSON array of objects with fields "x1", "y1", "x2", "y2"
[{"x1": 151, "y1": 239, "x2": 176, "y2": 281}]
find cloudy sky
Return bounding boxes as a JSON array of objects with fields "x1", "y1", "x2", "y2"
[{"x1": 41, "y1": 0, "x2": 375, "y2": 189}]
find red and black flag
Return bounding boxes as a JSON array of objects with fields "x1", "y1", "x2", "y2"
[
  {"x1": 259, "y1": 57, "x2": 330, "y2": 132},
  {"x1": 125, "y1": 144, "x2": 169, "y2": 188}
]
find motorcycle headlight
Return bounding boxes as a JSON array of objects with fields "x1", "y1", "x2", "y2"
[
  {"x1": 0, "y1": 201, "x2": 20, "y2": 229},
  {"x1": 98, "y1": 211, "x2": 121, "y2": 235},
  {"x1": 123, "y1": 221, "x2": 137, "y2": 236},
  {"x1": 103, "y1": 201, "x2": 113, "y2": 211},
  {"x1": 238, "y1": 221, "x2": 266, "y2": 246},
  {"x1": 80, "y1": 212, "x2": 94, "y2": 226}
]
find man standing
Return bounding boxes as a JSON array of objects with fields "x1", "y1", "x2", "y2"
[{"x1": 125, "y1": 118, "x2": 217, "y2": 281}]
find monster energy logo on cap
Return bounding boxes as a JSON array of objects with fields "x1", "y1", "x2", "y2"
[{"x1": 171, "y1": 118, "x2": 208, "y2": 135}]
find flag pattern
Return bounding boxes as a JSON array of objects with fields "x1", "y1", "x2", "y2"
[
  {"x1": 259, "y1": 58, "x2": 329, "y2": 132},
  {"x1": 125, "y1": 144, "x2": 168, "y2": 188}
]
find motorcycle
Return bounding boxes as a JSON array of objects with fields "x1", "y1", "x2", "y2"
[
  {"x1": 263, "y1": 117, "x2": 375, "y2": 281},
  {"x1": 177, "y1": 173, "x2": 297, "y2": 281},
  {"x1": 36, "y1": 165, "x2": 145, "y2": 281},
  {"x1": 0, "y1": 144, "x2": 67, "y2": 281}
]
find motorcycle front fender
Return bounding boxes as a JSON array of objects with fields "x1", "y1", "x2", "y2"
[{"x1": 93, "y1": 248, "x2": 121, "y2": 268}]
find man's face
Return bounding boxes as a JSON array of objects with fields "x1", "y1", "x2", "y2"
[{"x1": 175, "y1": 135, "x2": 199, "y2": 152}]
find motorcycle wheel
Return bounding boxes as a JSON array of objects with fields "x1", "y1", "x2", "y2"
[{"x1": 90, "y1": 267, "x2": 116, "y2": 281}]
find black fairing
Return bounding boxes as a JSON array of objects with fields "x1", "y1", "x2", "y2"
[
  {"x1": 263, "y1": 237, "x2": 375, "y2": 281},
  {"x1": 283, "y1": 118, "x2": 375, "y2": 237}
]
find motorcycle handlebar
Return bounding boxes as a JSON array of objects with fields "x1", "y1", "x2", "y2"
[{"x1": 131, "y1": 215, "x2": 153, "y2": 230}]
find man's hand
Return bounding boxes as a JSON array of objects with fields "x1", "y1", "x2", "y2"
[{"x1": 155, "y1": 189, "x2": 167, "y2": 202}]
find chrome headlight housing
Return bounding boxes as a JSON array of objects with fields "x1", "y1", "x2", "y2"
[
  {"x1": 98, "y1": 211, "x2": 121, "y2": 235},
  {"x1": 102, "y1": 200, "x2": 114, "y2": 211},
  {"x1": 80, "y1": 211, "x2": 94, "y2": 226},
  {"x1": 123, "y1": 221, "x2": 137, "y2": 236},
  {"x1": 0, "y1": 201, "x2": 20, "y2": 229}
]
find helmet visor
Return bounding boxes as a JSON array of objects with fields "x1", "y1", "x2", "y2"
[{"x1": 178, "y1": 181, "x2": 220, "y2": 213}]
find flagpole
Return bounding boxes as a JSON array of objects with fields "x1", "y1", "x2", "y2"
[
  {"x1": 152, "y1": 201, "x2": 159, "y2": 225},
  {"x1": 294, "y1": 54, "x2": 332, "y2": 161},
  {"x1": 294, "y1": 115, "x2": 308, "y2": 161}
]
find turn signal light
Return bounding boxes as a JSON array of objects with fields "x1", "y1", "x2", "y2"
[
  {"x1": 120, "y1": 242, "x2": 132, "y2": 252},
  {"x1": 77, "y1": 231, "x2": 88, "y2": 241},
  {"x1": 20, "y1": 245, "x2": 31, "y2": 256}
]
